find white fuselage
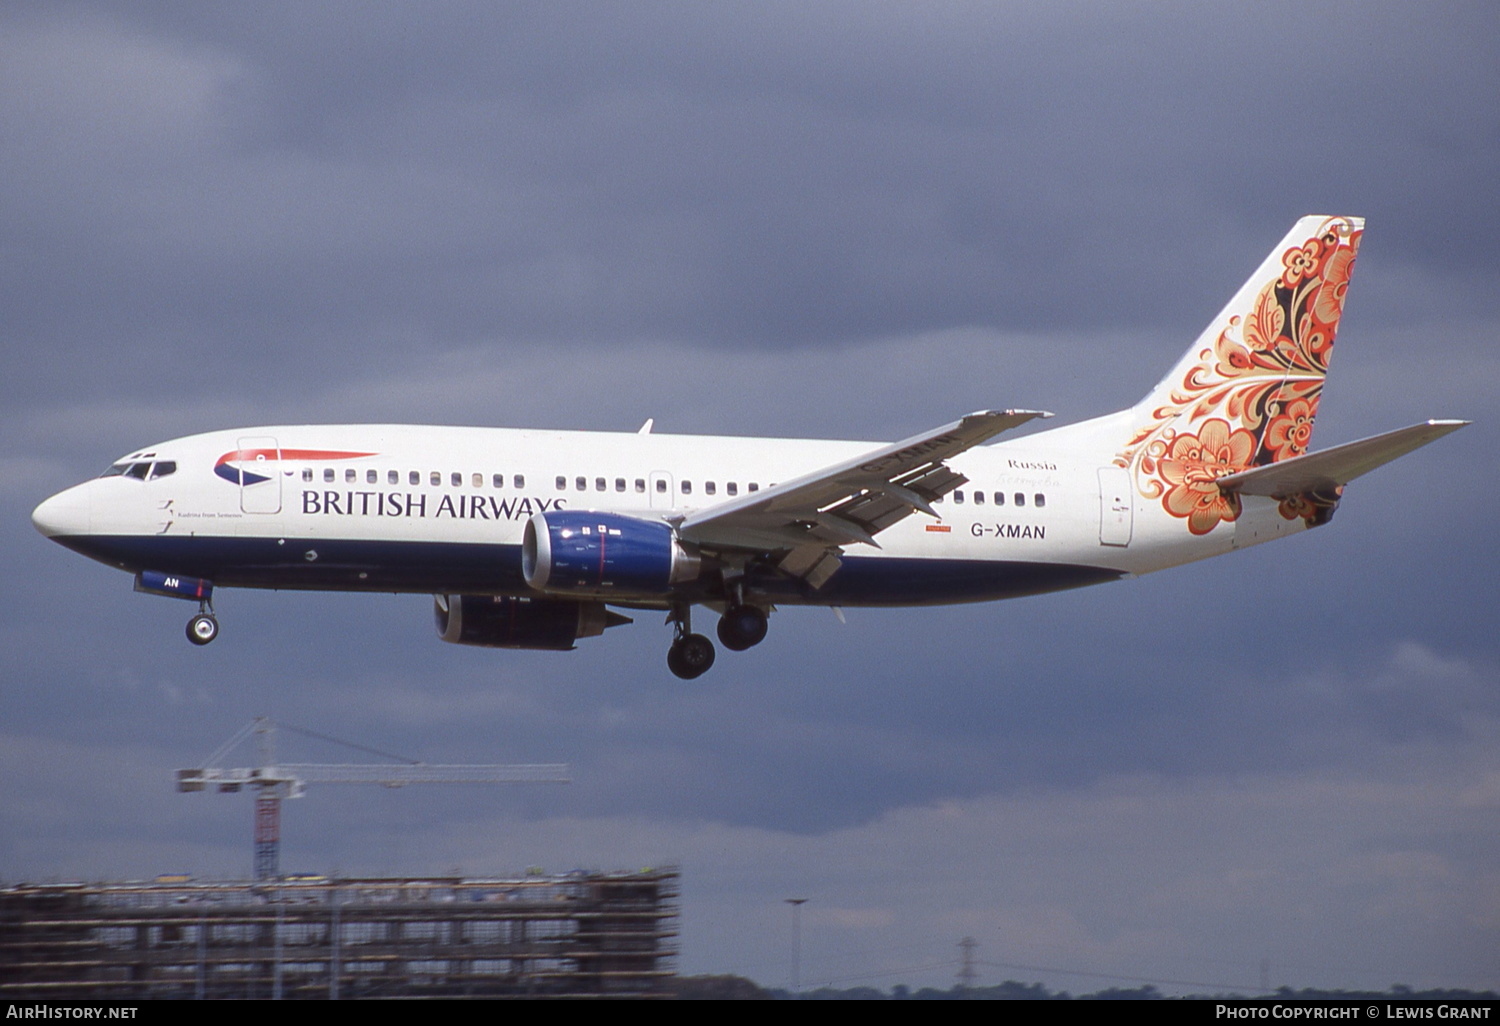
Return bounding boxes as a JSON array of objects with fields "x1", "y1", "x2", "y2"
[{"x1": 32, "y1": 418, "x2": 1295, "y2": 609}]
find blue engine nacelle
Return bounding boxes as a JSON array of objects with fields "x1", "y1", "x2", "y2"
[
  {"x1": 433, "y1": 594, "x2": 630, "y2": 650},
  {"x1": 522, "y1": 511, "x2": 702, "y2": 598}
]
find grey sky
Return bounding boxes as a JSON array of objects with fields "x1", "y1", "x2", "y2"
[{"x1": 3, "y1": 1, "x2": 1495, "y2": 994}]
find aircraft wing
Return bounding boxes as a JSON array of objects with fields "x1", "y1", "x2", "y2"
[
  {"x1": 1218, "y1": 420, "x2": 1469, "y2": 498},
  {"x1": 678, "y1": 409, "x2": 1049, "y2": 586}
]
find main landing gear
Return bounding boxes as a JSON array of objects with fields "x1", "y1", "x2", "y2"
[
  {"x1": 186, "y1": 601, "x2": 219, "y2": 646},
  {"x1": 717, "y1": 604, "x2": 768, "y2": 651},
  {"x1": 667, "y1": 632, "x2": 715, "y2": 679},
  {"x1": 666, "y1": 602, "x2": 770, "y2": 679},
  {"x1": 666, "y1": 604, "x2": 715, "y2": 680}
]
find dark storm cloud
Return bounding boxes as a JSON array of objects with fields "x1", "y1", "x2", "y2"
[
  {"x1": 3, "y1": 0, "x2": 1497, "y2": 992},
  {"x1": 6, "y1": 2, "x2": 1498, "y2": 414}
]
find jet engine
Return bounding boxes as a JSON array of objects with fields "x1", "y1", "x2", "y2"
[
  {"x1": 522, "y1": 511, "x2": 702, "y2": 598},
  {"x1": 433, "y1": 594, "x2": 629, "y2": 650}
]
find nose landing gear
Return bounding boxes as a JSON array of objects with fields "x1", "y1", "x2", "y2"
[{"x1": 186, "y1": 601, "x2": 219, "y2": 646}]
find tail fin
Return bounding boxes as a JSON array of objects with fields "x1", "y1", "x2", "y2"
[{"x1": 1120, "y1": 215, "x2": 1364, "y2": 535}]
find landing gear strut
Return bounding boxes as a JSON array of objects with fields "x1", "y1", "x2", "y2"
[
  {"x1": 666, "y1": 604, "x2": 715, "y2": 680},
  {"x1": 186, "y1": 600, "x2": 219, "y2": 646},
  {"x1": 717, "y1": 604, "x2": 768, "y2": 651}
]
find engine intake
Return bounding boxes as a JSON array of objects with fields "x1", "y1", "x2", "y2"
[
  {"x1": 522, "y1": 511, "x2": 701, "y2": 598},
  {"x1": 433, "y1": 594, "x2": 629, "y2": 650}
]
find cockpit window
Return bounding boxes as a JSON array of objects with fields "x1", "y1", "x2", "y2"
[{"x1": 102, "y1": 459, "x2": 176, "y2": 480}]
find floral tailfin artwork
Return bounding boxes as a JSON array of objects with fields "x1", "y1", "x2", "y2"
[{"x1": 1121, "y1": 215, "x2": 1363, "y2": 535}]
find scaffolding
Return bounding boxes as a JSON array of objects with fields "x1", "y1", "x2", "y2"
[{"x1": 0, "y1": 869, "x2": 678, "y2": 1000}]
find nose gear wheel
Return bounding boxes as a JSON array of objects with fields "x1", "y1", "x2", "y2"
[{"x1": 187, "y1": 613, "x2": 219, "y2": 646}]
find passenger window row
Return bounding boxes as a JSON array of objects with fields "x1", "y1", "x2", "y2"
[
  {"x1": 108, "y1": 457, "x2": 1024, "y2": 512},
  {"x1": 294, "y1": 465, "x2": 766, "y2": 498},
  {"x1": 301, "y1": 467, "x2": 530, "y2": 488},
  {"x1": 946, "y1": 490, "x2": 1047, "y2": 508},
  {"x1": 554, "y1": 477, "x2": 762, "y2": 496}
]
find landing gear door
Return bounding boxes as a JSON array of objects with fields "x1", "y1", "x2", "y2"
[
  {"x1": 237, "y1": 436, "x2": 282, "y2": 514},
  {"x1": 1098, "y1": 466, "x2": 1132, "y2": 547}
]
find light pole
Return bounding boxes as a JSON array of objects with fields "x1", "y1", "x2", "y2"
[{"x1": 784, "y1": 898, "x2": 808, "y2": 995}]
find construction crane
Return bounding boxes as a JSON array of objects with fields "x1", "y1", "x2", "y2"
[{"x1": 177, "y1": 717, "x2": 570, "y2": 880}]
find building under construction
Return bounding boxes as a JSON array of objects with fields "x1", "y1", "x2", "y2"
[{"x1": 0, "y1": 869, "x2": 678, "y2": 999}]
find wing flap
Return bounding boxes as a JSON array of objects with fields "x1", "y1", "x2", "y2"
[
  {"x1": 679, "y1": 409, "x2": 1049, "y2": 556},
  {"x1": 1218, "y1": 420, "x2": 1468, "y2": 498}
]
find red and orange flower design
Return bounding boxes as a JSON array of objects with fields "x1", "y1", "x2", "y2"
[
  {"x1": 1150, "y1": 419, "x2": 1256, "y2": 535},
  {"x1": 1125, "y1": 217, "x2": 1361, "y2": 532}
]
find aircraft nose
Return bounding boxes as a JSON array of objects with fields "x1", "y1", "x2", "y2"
[{"x1": 32, "y1": 484, "x2": 91, "y2": 538}]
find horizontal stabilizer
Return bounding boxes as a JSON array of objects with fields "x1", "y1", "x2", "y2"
[{"x1": 1217, "y1": 420, "x2": 1468, "y2": 498}]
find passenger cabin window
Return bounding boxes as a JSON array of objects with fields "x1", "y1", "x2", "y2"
[
  {"x1": 655, "y1": 479, "x2": 667, "y2": 494},
  {"x1": 748, "y1": 483, "x2": 759, "y2": 492},
  {"x1": 615, "y1": 478, "x2": 626, "y2": 492},
  {"x1": 954, "y1": 490, "x2": 965, "y2": 504},
  {"x1": 575, "y1": 476, "x2": 586, "y2": 491},
  {"x1": 727, "y1": 482, "x2": 738, "y2": 496},
  {"x1": 705, "y1": 481, "x2": 716, "y2": 496},
  {"x1": 514, "y1": 475, "x2": 525, "y2": 488},
  {"x1": 345, "y1": 468, "x2": 357, "y2": 483},
  {"x1": 636, "y1": 479, "x2": 646, "y2": 493},
  {"x1": 388, "y1": 470, "x2": 399, "y2": 485},
  {"x1": 681, "y1": 480, "x2": 692, "y2": 495},
  {"x1": 451, "y1": 472, "x2": 462, "y2": 487},
  {"x1": 595, "y1": 477, "x2": 606, "y2": 491},
  {"x1": 1014, "y1": 492, "x2": 1025, "y2": 507},
  {"x1": 994, "y1": 492, "x2": 1005, "y2": 506},
  {"x1": 324, "y1": 468, "x2": 336, "y2": 483},
  {"x1": 472, "y1": 473, "x2": 483, "y2": 488},
  {"x1": 1035, "y1": 493, "x2": 1046, "y2": 508},
  {"x1": 556, "y1": 476, "x2": 566, "y2": 490},
  {"x1": 430, "y1": 471, "x2": 441, "y2": 486},
  {"x1": 367, "y1": 469, "x2": 378, "y2": 484},
  {"x1": 302, "y1": 468, "x2": 313, "y2": 482},
  {"x1": 974, "y1": 490, "x2": 984, "y2": 505},
  {"x1": 410, "y1": 471, "x2": 420, "y2": 486},
  {"x1": 493, "y1": 474, "x2": 504, "y2": 488}
]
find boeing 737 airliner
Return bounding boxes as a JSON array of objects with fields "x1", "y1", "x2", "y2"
[{"x1": 33, "y1": 216, "x2": 1465, "y2": 677}]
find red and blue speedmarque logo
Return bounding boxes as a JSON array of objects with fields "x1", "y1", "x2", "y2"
[{"x1": 214, "y1": 449, "x2": 377, "y2": 486}]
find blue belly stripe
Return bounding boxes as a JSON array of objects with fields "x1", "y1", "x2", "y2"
[{"x1": 51, "y1": 534, "x2": 1123, "y2": 606}]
